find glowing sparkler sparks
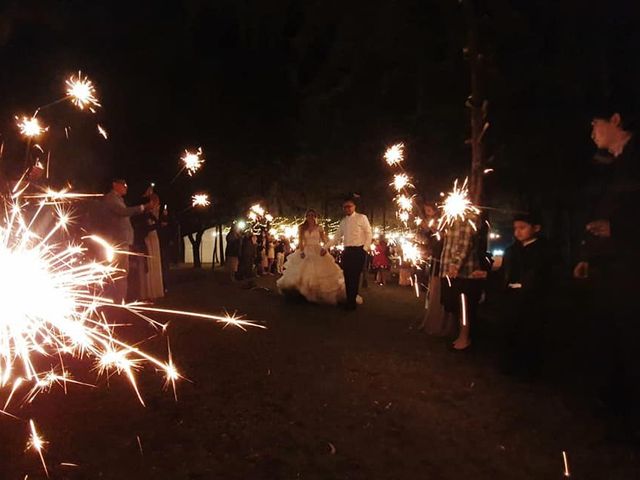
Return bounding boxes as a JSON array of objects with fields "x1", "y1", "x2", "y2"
[
  {"x1": 0, "y1": 180, "x2": 262, "y2": 467},
  {"x1": 16, "y1": 116, "x2": 48, "y2": 138},
  {"x1": 391, "y1": 173, "x2": 412, "y2": 192},
  {"x1": 191, "y1": 193, "x2": 210, "y2": 207},
  {"x1": 27, "y1": 419, "x2": 48, "y2": 477},
  {"x1": 384, "y1": 143, "x2": 405, "y2": 166},
  {"x1": 250, "y1": 204, "x2": 265, "y2": 217},
  {"x1": 22, "y1": 187, "x2": 103, "y2": 203},
  {"x1": 396, "y1": 194, "x2": 413, "y2": 212},
  {"x1": 437, "y1": 178, "x2": 480, "y2": 230},
  {"x1": 181, "y1": 148, "x2": 204, "y2": 176},
  {"x1": 97, "y1": 124, "x2": 108, "y2": 139},
  {"x1": 399, "y1": 237, "x2": 421, "y2": 264},
  {"x1": 65, "y1": 71, "x2": 101, "y2": 111}
]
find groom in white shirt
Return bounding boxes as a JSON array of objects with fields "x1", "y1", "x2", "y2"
[{"x1": 324, "y1": 198, "x2": 372, "y2": 310}]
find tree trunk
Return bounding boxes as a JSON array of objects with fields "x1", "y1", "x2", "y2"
[
  {"x1": 463, "y1": 0, "x2": 485, "y2": 205},
  {"x1": 219, "y1": 225, "x2": 225, "y2": 266},
  {"x1": 211, "y1": 229, "x2": 218, "y2": 268},
  {"x1": 187, "y1": 230, "x2": 204, "y2": 268}
]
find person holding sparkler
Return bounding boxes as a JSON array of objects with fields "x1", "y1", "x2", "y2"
[
  {"x1": 133, "y1": 192, "x2": 165, "y2": 300},
  {"x1": 100, "y1": 178, "x2": 151, "y2": 303},
  {"x1": 498, "y1": 213, "x2": 551, "y2": 378},
  {"x1": 371, "y1": 237, "x2": 391, "y2": 285},
  {"x1": 225, "y1": 227, "x2": 243, "y2": 282},
  {"x1": 420, "y1": 201, "x2": 447, "y2": 336},
  {"x1": 574, "y1": 100, "x2": 640, "y2": 440},
  {"x1": 439, "y1": 213, "x2": 488, "y2": 350}
]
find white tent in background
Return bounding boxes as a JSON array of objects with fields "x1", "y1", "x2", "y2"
[{"x1": 182, "y1": 227, "x2": 227, "y2": 265}]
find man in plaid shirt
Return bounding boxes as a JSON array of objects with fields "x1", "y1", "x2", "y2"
[{"x1": 439, "y1": 214, "x2": 488, "y2": 350}]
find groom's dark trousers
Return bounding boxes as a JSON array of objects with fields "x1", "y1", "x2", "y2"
[{"x1": 343, "y1": 246, "x2": 367, "y2": 308}]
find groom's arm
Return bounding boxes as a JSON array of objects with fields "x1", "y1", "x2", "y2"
[{"x1": 362, "y1": 215, "x2": 373, "y2": 251}]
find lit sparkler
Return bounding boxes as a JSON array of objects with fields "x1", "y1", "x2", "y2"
[
  {"x1": 16, "y1": 116, "x2": 47, "y2": 138},
  {"x1": 191, "y1": 193, "x2": 210, "y2": 207},
  {"x1": 391, "y1": 173, "x2": 412, "y2": 192},
  {"x1": 399, "y1": 237, "x2": 421, "y2": 264},
  {"x1": 27, "y1": 419, "x2": 48, "y2": 477},
  {"x1": 437, "y1": 178, "x2": 480, "y2": 230},
  {"x1": 0, "y1": 181, "x2": 262, "y2": 474},
  {"x1": 65, "y1": 71, "x2": 101, "y2": 111},
  {"x1": 396, "y1": 194, "x2": 413, "y2": 212},
  {"x1": 384, "y1": 143, "x2": 405, "y2": 166},
  {"x1": 23, "y1": 187, "x2": 103, "y2": 203},
  {"x1": 250, "y1": 204, "x2": 265, "y2": 217},
  {"x1": 181, "y1": 148, "x2": 204, "y2": 176}
]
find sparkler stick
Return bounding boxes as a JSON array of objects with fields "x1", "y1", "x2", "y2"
[
  {"x1": 562, "y1": 451, "x2": 570, "y2": 477},
  {"x1": 31, "y1": 72, "x2": 101, "y2": 116},
  {"x1": 136, "y1": 435, "x2": 144, "y2": 456},
  {"x1": 460, "y1": 293, "x2": 468, "y2": 326},
  {"x1": 97, "y1": 124, "x2": 108, "y2": 139}
]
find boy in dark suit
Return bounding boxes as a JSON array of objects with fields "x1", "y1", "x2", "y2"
[{"x1": 499, "y1": 213, "x2": 552, "y2": 378}]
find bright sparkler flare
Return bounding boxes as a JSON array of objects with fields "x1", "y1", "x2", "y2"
[
  {"x1": 437, "y1": 178, "x2": 480, "y2": 230},
  {"x1": 191, "y1": 193, "x2": 210, "y2": 207},
  {"x1": 65, "y1": 71, "x2": 101, "y2": 111},
  {"x1": 396, "y1": 194, "x2": 413, "y2": 212},
  {"x1": 250, "y1": 204, "x2": 265, "y2": 217},
  {"x1": 0, "y1": 181, "x2": 263, "y2": 475},
  {"x1": 399, "y1": 237, "x2": 421, "y2": 265},
  {"x1": 384, "y1": 143, "x2": 405, "y2": 166},
  {"x1": 181, "y1": 148, "x2": 204, "y2": 176},
  {"x1": 391, "y1": 173, "x2": 412, "y2": 192},
  {"x1": 16, "y1": 116, "x2": 48, "y2": 138},
  {"x1": 27, "y1": 419, "x2": 48, "y2": 477}
]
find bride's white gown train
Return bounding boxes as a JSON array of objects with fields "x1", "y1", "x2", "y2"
[{"x1": 277, "y1": 229, "x2": 346, "y2": 305}]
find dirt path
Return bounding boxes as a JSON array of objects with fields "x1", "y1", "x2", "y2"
[{"x1": 2, "y1": 269, "x2": 637, "y2": 479}]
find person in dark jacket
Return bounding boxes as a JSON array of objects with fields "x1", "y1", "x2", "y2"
[
  {"x1": 225, "y1": 227, "x2": 242, "y2": 281},
  {"x1": 238, "y1": 232, "x2": 257, "y2": 281},
  {"x1": 573, "y1": 103, "x2": 640, "y2": 440},
  {"x1": 499, "y1": 214, "x2": 552, "y2": 377}
]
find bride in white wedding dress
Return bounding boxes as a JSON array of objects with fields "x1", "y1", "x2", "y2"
[{"x1": 277, "y1": 209, "x2": 346, "y2": 305}]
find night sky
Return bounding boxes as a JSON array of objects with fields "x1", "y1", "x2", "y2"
[{"x1": 2, "y1": 0, "x2": 640, "y2": 225}]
